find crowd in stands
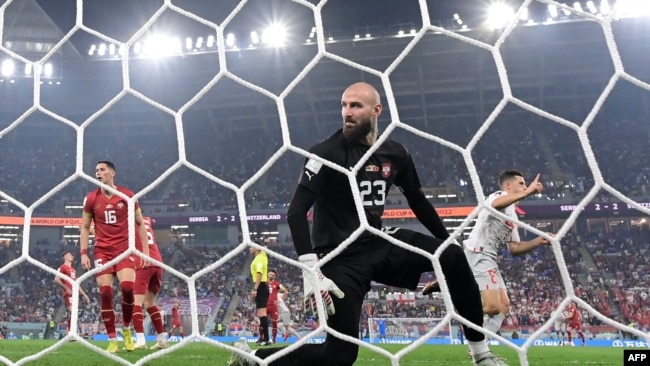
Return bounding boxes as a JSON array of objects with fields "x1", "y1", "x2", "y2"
[
  {"x1": 1, "y1": 117, "x2": 648, "y2": 214},
  {"x1": 1, "y1": 225, "x2": 650, "y2": 339}
]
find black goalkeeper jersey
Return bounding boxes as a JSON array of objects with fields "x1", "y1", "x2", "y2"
[{"x1": 298, "y1": 129, "x2": 423, "y2": 250}]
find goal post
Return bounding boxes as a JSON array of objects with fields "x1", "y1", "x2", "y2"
[{"x1": 367, "y1": 317, "x2": 452, "y2": 345}]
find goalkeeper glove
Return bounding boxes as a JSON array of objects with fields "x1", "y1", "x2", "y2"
[{"x1": 300, "y1": 253, "x2": 345, "y2": 320}]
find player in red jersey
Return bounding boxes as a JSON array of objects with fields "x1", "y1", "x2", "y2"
[
  {"x1": 54, "y1": 249, "x2": 91, "y2": 336},
  {"x1": 565, "y1": 302, "x2": 586, "y2": 346},
  {"x1": 132, "y1": 216, "x2": 168, "y2": 350},
  {"x1": 266, "y1": 269, "x2": 288, "y2": 344},
  {"x1": 170, "y1": 299, "x2": 184, "y2": 338},
  {"x1": 80, "y1": 161, "x2": 150, "y2": 354}
]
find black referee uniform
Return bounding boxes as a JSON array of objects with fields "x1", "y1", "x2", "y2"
[{"x1": 255, "y1": 129, "x2": 485, "y2": 365}]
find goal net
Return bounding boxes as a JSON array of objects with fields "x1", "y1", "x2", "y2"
[
  {"x1": 0, "y1": 0, "x2": 649, "y2": 365},
  {"x1": 368, "y1": 317, "x2": 451, "y2": 345}
]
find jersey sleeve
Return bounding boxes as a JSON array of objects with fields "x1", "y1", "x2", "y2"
[
  {"x1": 297, "y1": 141, "x2": 340, "y2": 194},
  {"x1": 485, "y1": 191, "x2": 505, "y2": 208},
  {"x1": 393, "y1": 148, "x2": 422, "y2": 194},
  {"x1": 510, "y1": 223, "x2": 521, "y2": 242},
  {"x1": 82, "y1": 192, "x2": 94, "y2": 215}
]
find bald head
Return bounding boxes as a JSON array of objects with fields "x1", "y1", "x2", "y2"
[
  {"x1": 343, "y1": 82, "x2": 381, "y2": 105},
  {"x1": 341, "y1": 82, "x2": 382, "y2": 145}
]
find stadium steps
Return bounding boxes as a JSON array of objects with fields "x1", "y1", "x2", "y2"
[
  {"x1": 577, "y1": 246, "x2": 623, "y2": 317},
  {"x1": 166, "y1": 246, "x2": 184, "y2": 268},
  {"x1": 222, "y1": 256, "x2": 253, "y2": 331},
  {"x1": 577, "y1": 246, "x2": 598, "y2": 277},
  {"x1": 534, "y1": 130, "x2": 564, "y2": 179}
]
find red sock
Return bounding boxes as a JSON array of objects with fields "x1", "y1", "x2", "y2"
[
  {"x1": 272, "y1": 319, "x2": 278, "y2": 343},
  {"x1": 133, "y1": 305, "x2": 144, "y2": 333},
  {"x1": 67, "y1": 314, "x2": 71, "y2": 334},
  {"x1": 180, "y1": 330, "x2": 184, "y2": 338},
  {"x1": 567, "y1": 332, "x2": 573, "y2": 343},
  {"x1": 121, "y1": 281, "x2": 134, "y2": 327},
  {"x1": 100, "y1": 286, "x2": 116, "y2": 338},
  {"x1": 147, "y1": 305, "x2": 165, "y2": 334},
  {"x1": 579, "y1": 332, "x2": 585, "y2": 344}
]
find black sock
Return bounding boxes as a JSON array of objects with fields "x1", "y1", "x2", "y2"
[{"x1": 260, "y1": 316, "x2": 269, "y2": 342}]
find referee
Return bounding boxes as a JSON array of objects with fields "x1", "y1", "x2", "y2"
[{"x1": 249, "y1": 243, "x2": 270, "y2": 346}]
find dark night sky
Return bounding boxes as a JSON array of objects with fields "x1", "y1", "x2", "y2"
[{"x1": 34, "y1": 0, "x2": 504, "y2": 41}]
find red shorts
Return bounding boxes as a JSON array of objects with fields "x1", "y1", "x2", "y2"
[
  {"x1": 63, "y1": 293, "x2": 73, "y2": 308},
  {"x1": 93, "y1": 250, "x2": 136, "y2": 277},
  {"x1": 568, "y1": 322, "x2": 582, "y2": 332},
  {"x1": 267, "y1": 304, "x2": 279, "y2": 320},
  {"x1": 134, "y1": 266, "x2": 163, "y2": 295},
  {"x1": 172, "y1": 319, "x2": 182, "y2": 328}
]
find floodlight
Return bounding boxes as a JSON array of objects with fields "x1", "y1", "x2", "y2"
[
  {"x1": 586, "y1": 1, "x2": 598, "y2": 13},
  {"x1": 1, "y1": 59, "x2": 14, "y2": 76},
  {"x1": 88, "y1": 44, "x2": 96, "y2": 56},
  {"x1": 600, "y1": 0, "x2": 611, "y2": 14},
  {"x1": 207, "y1": 35, "x2": 215, "y2": 48},
  {"x1": 262, "y1": 24, "x2": 287, "y2": 47},
  {"x1": 226, "y1": 33, "x2": 236, "y2": 48},
  {"x1": 144, "y1": 35, "x2": 175, "y2": 58},
  {"x1": 486, "y1": 3, "x2": 516, "y2": 29},
  {"x1": 549, "y1": 4, "x2": 558, "y2": 18},
  {"x1": 574, "y1": 2, "x2": 584, "y2": 12},
  {"x1": 24, "y1": 63, "x2": 32, "y2": 75},
  {"x1": 615, "y1": 0, "x2": 650, "y2": 17},
  {"x1": 251, "y1": 31, "x2": 259, "y2": 45},
  {"x1": 98, "y1": 43, "x2": 106, "y2": 56},
  {"x1": 185, "y1": 37, "x2": 193, "y2": 50},
  {"x1": 195, "y1": 36, "x2": 204, "y2": 49},
  {"x1": 44, "y1": 62, "x2": 53, "y2": 77}
]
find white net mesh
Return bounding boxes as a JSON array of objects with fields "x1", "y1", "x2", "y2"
[{"x1": 0, "y1": 0, "x2": 649, "y2": 365}]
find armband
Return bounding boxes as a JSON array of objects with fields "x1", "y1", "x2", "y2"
[{"x1": 81, "y1": 249, "x2": 88, "y2": 255}]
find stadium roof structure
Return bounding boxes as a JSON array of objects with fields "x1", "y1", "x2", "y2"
[
  {"x1": 1, "y1": 0, "x2": 82, "y2": 60},
  {"x1": 0, "y1": 14, "x2": 648, "y2": 140}
]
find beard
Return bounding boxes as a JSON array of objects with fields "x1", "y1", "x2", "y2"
[{"x1": 342, "y1": 117, "x2": 373, "y2": 142}]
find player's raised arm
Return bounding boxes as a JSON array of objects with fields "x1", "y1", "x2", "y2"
[{"x1": 491, "y1": 173, "x2": 543, "y2": 210}]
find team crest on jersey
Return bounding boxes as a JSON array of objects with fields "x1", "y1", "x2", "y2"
[
  {"x1": 365, "y1": 165, "x2": 379, "y2": 172},
  {"x1": 381, "y1": 163, "x2": 391, "y2": 178},
  {"x1": 117, "y1": 202, "x2": 124, "y2": 209}
]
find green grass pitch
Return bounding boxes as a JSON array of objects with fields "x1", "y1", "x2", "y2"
[{"x1": 0, "y1": 340, "x2": 628, "y2": 365}]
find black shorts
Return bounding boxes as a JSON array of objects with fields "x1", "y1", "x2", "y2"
[
  {"x1": 255, "y1": 282, "x2": 269, "y2": 309},
  {"x1": 317, "y1": 228, "x2": 444, "y2": 297}
]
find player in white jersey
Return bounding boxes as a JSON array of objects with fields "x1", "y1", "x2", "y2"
[
  {"x1": 277, "y1": 298, "x2": 300, "y2": 341},
  {"x1": 551, "y1": 309, "x2": 567, "y2": 345},
  {"x1": 464, "y1": 171, "x2": 553, "y2": 344}
]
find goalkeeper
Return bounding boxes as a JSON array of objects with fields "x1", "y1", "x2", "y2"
[{"x1": 229, "y1": 82, "x2": 506, "y2": 366}]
